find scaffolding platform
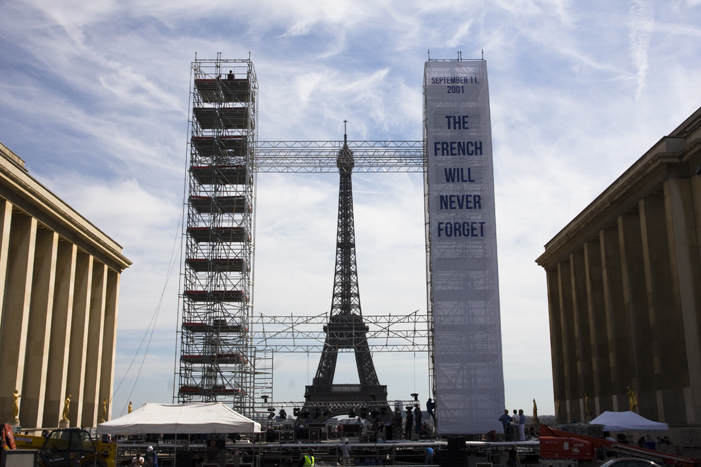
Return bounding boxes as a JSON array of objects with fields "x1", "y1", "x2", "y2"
[
  {"x1": 189, "y1": 195, "x2": 249, "y2": 214},
  {"x1": 182, "y1": 321, "x2": 245, "y2": 333},
  {"x1": 190, "y1": 165, "x2": 249, "y2": 185},
  {"x1": 181, "y1": 353, "x2": 245, "y2": 364},
  {"x1": 195, "y1": 78, "x2": 252, "y2": 103},
  {"x1": 191, "y1": 136, "x2": 248, "y2": 158},
  {"x1": 187, "y1": 226, "x2": 249, "y2": 243},
  {"x1": 179, "y1": 385, "x2": 246, "y2": 396},
  {"x1": 186, "y1": 258, "x2": 248, "y2": 272},
  {"x1": 193, "y1": 107, "x2": 252, "y2": 130},
  {"x1": 184, "y1": 290, "x2": 247, "y2": 302}
]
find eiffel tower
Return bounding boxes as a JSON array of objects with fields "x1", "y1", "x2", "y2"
[{"x1": 299, "y1": 126, "x2": 392, "y2": 424}]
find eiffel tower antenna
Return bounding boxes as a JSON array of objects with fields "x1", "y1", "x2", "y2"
[{"x1": 299, "y1": 126, "x2": 391, "y2": 423}]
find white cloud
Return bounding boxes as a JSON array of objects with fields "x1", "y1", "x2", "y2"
[{"x1": 629, "y1": 0, "x2": 655, "y2": 99}]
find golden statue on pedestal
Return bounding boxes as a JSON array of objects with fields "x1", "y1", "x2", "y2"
[
  {"x1": 627, "y1": 387, "x2": 638, "y2": 412},
  {"x1": 585, "y1": 393, "x2": 593, "y2": 420},
  {"x1": 533, "y1": 398, "x2": 538, "y2": 419},
  {"x1": 100, "y1": 398, "x2": 107, "y2": 423},
  {"x1": 128, "y1": 401, "x2": 132, "y2": 414},
  {"x1": 62, "y1": 394, "x2": 71, "y2": 422},
  {"x1": 12, "y1": 390, "x2": 21, "y2": 422}
]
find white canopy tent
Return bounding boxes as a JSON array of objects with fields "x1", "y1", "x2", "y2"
[
  {"x1": 97, "y1": 403, "x2": 262, "y2": 435},
  {"x1": 590, "y1": 411, "x2": 669, "y2": 431}
]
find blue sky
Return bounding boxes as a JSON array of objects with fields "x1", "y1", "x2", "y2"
[{"x1": 2, "y1": 0, "x2": 701, "y2": 420}]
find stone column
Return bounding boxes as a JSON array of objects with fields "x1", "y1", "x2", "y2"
[
  {"x1": 571, "y1": 250, "x2": 593, "y2": 422},
  {"x1": 558, "y1": 260, "x2": 578, "y2": 422},
  {"x1": 0, "y1": 200, "x2": 13, "y2": 322},
  {"x1": 100, "y1": 270, "x2": 120, "y2": 421},
  {"x1": 44, "y1": 242, "x2": 77, "y2": 427},
  {"x1": 665, "y1": 177, "x2": 701, "y2": 424},
  {"x1": 82, "y1": 262, "x2": 107, "y2": 427},
  {"x1": 619, "y1": 209, "x2": 654, "y2": 415},
  {"x1": 0, "y1": 214, "x2": 37, "y2": 421},
  {"x1": 546, "y1": 268, "x2": 566, "y2": 424},
  {"x1": 640, "y1": 192, "x2": 687, "y2": 424},
  {"x1": 584, "y1": 237, "x2": 612, "y2": 415},
  {"x1": 600, "y1": 223, "x2": 633, "y2": 412},
  {"x1": 21, "y1": 229, "x2": 59, "y2": 428},
  {"x1": 66, "y1": 252, "x2": 93, "y2": 427}
]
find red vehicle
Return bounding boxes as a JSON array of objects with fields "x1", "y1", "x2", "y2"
[{"x1": 539, "y1": 425, "x2": 701, "y2": 467}]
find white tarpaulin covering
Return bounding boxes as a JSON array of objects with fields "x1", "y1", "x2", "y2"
[
  {"x1": 590, "y1": 411, "x2": 669, "y2": 431},
  {"x1": 424, "y1": 60, "x2": 505, "y2": 435},
  {"x1": 96, "y1": 403, "x2": 261, "y2": 434}
]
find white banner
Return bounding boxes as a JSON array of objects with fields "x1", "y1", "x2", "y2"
[{"x1": 424, "y1": 60, "x2": 505, "y2": 435}]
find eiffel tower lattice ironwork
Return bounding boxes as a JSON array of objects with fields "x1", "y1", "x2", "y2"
[{"x1": 299, "y1": 127, "x2": 392, "y2": 423}]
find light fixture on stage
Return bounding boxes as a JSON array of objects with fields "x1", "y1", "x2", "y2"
[
  {"x1": 267, "y1": 407, "x2": 275, "y2": 419},
  {"x1": 261, "y1": 395, "x2": 269, "y2": 403},
  {"x1": 411, "y1": 393, "x2": 419, "y2": 402},
  {"x1": 293, "y1": 407, "x2": 301, "y2": 416},
  {"x1": 279, "y1": 409, "x2": 287, "y2": 419}
]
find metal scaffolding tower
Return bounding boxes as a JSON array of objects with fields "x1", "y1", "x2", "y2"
[{"x1": 178, "y1": 56, "x2": 257, "y2": 415}]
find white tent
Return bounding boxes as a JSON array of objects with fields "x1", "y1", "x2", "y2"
[
  {"x1": 590, "y1": 411, "x2": 669, "y2": 431},
  {"x1": 97, "y1": 403, "x2": 261, "y2": 435}
]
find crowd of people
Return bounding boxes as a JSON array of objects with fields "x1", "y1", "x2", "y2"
[
  {"x1": 130, "y1": 446, "x2": 158, "y2": 467},
  {"x1": 264, "y1": 398, "x2": 439, "y2": 443},
  {"x1": 499, "y1": 409, "x2": 531, "y2": 441}
]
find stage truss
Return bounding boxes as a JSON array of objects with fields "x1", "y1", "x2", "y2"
[
  {"x1": 248, "y1": 144, "x2": 430, "y2": 422},
  {"x1": 254, "y1": 141, "x2": 424, "y2": 173}
]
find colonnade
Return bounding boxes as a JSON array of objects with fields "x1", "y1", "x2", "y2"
[
  {"x1": 539, "y1": 156, "x2": 701, "y2": 426},
  {"x1": 0, "y1": 142, "x2": 130, "y2": 428}
]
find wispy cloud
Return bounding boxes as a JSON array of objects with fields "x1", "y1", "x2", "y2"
[{"x1": 629, "y1": 0, "x2": 655, "y2": 99}]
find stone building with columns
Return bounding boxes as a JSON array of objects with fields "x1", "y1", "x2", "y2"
[
  {"x1": 0, "y1": 142, "x2": 131, "y2": 428},
  {"x1": 536, "y1": 106, "x2": 701, "y2": 429}
]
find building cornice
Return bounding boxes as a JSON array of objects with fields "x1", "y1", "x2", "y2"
[
  {"x1": 0, "y1": 150, "x2": 131, "y2": 272},
  {"x1": 536, "y1": 135, "x2": 701, "y2": 270}
]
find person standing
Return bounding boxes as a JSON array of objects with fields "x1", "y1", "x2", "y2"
[
  {"x1": 499, "y1": 410, "x2": 512, "y2": 441},
  {"x1": 393, "y1": 409, "x2": 403, "y2": 440},
  {"x1": 206, "y1": 440, "x2": 219, "y2": 463},
  {"x1": 507, "y1": 445, "x2": 520, "y2": 467},
  {"x1": 425, "y1": 447, "x2": 434, "y2": 465},
  {"x1": 511, "y1": 410, "x2": 520, "y2": 440},
  {"x1": 145, "y1": 447, "x2": 158, "y2": 467},
  {"x1": 518, "y1": 409, "x2": 526, "y2": 441},
  {"x1": 426, "y1": 398, "x2": 436, "y2": 425},
  {"x1": 405, "y1": 408, "x2": 414, "y2": 440},
  {"x1": 341, "y1": 438, "x2": 351, "y2": 466},
  {"x1": 414, "y1": 405, "x2": 423, "y2": 436}
]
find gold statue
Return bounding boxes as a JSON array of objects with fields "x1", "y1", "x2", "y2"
[
  {"x1": 12, "y1": 390, "x2": 21, "y2": 421},
  {"x1": 533, "y1": 399, "x2": 538, "y2": 420},
  {"x1": 100, "y1": 398, "x2": 107, "y2": 423},
  {"x1": 128, "y1": 401, "x2": 132, "y2": 414},
  {"x1": 627, "y1": 387, "x2": 638, "y2": 412},
  {"x1": 62, "y1": 394, "x2": 71, "y2": 422},
  {"x1": 585, "y1": 393, "x2": 592, "y2": 420},
  {"x1": 555, "y1": 395, "x2": 560, "y2": 418}
]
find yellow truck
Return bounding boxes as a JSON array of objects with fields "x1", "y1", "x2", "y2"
[{"x1": 10, "y1": 428, "x2": 116, "y2": 467}]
